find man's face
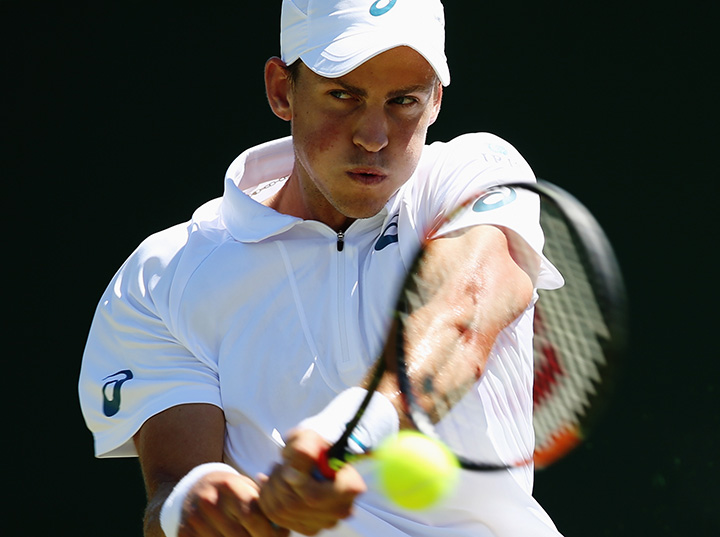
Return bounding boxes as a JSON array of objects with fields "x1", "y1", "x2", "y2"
[{"x1": 285, "y1": 46, "x2": 442, "y2": 226}]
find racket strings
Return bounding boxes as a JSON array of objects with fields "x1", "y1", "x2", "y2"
[{"x1": 532, "y1": 205, "x2": 611, "y2": 453}]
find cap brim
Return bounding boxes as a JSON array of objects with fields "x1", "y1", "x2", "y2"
[{"x1": 301, "y1": 32, "x2": 450, "y2": 86}]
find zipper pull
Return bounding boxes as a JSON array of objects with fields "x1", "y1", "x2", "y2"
[{"x1": 337, "y1": 230, "x2": 345, "y2": 252}]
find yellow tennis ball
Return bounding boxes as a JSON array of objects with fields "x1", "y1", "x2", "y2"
[{"x1": 374, "y1": 431, "x2": 460, "y2": 510}]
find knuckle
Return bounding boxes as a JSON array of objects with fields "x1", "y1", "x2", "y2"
[{"x1": 195, "y1": 493, "x2": 218, "y2": 511}]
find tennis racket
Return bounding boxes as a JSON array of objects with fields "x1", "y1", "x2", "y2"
[{"x1": 316, "y1": 179, "x2": 627, "y2": 476}]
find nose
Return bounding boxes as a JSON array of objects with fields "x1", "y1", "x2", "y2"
[{"x1": 353, "y1": 107, "x2": 389, "y2": 153}]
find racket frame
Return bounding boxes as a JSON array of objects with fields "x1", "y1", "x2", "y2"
[{"x1": 395, "y1": 179, "x2": 627, "y2": 471}]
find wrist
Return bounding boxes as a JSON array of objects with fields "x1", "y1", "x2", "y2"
[{"x1": 298, "y1": 387, "x2": 399, "y2": 454}]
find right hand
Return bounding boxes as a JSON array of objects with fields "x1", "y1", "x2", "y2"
[
  {"x1": 258, "y1": 429, "x2": 367, "y2": 535},
  {"x1": 178, "y1": 470, "x2": 289, "y2": 537}
]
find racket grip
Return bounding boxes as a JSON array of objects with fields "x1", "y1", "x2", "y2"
[{"x1": 313, "y1": 449, "x2": 338, "y2": 480}]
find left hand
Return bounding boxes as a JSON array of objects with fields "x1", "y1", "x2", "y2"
[{"x1": 258, "y1": 429, "x2": 367, "y2": 535}]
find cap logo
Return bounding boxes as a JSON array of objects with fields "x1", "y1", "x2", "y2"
[{"x1": 370, "y1": 0, "x2": 397, "y2": 16}]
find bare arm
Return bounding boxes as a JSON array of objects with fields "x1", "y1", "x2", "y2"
[
  {"x1": 376, "y1": 224, "x2": 535, "y2": 424},
  {"x1": 133, "y1": 403, "x2": 286, "y2": 537}
]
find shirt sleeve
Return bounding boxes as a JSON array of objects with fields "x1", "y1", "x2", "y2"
[
  {"x1": 418, "y1": 132, "x2": 563, "y2": 290},
  {"x1": 78, "y1": 223, "x2": 222, "y2": 458}
]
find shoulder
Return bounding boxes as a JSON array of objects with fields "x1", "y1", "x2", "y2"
[
  {"x1": 132, "y1": 222, "x2": 193, "y2": 267},
  {"x1": 410, "y1": 132, "x2": 534, "y2": 204},
  {"x1": 121, "y1": 198, "x2": 230, "y2": 299},
  {"x1": 393, "y1": 133, "x2": 535, "y2": 241},
  {"x1": 420, "y1": 132, "x2": 531, "y2": 173},
  {"x1": 427, "y1": 131, "x2": 512, "y2": 151}
]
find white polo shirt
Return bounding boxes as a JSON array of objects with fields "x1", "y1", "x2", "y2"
[{"x1": 79, "y1": 133, "x2": 563, "y2": 536}]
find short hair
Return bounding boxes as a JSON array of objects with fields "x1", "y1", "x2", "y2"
[{"x1": 285, "y1": 59, "x2": 303, "y2": 88}]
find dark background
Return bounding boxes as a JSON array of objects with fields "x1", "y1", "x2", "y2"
[{"x1": 4, "y1": 1, "x2": 717, "y2": 535}]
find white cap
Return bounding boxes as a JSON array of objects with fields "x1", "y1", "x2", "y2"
[{"x1": 281, "y1": 0, "x2": 450, "y2": 86}]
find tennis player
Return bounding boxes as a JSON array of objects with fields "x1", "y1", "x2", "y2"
[{"x1": 79, "y1": 1, "x2": 564, "y2": 536}]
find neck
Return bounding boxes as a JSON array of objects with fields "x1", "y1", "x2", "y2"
[{"x1": 263, "y1": 174, "x2": 355, "y2": 232}]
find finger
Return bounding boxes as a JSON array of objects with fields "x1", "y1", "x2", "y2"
[
  {"x1": 257, "y1": 465, "x2": 302, "y2": 526},
  {"x1": 217, "y1": 479, "x2": 291, "y2": 537},
  {"x1": 245, "y1": 499, "x2": 291, "y2": 537},
  {"x1": 259, "y1": 465, "x2": 351, "y2": 532},
  {"x1": 182, "y1": 486, "x2": 245, "y2": 537},
  {"x1": 280, "y1": 430, "x2": 327, "y2": 472},
  {"x1": 180, "y1": 474, "x2": 284, "y2": 537}
]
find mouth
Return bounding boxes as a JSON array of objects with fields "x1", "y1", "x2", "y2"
[{"x1": 346, "y1": 168, "x2": 388, "y2": 186}]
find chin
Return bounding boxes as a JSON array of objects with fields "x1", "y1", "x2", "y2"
[{"x1": 340, "y1": 200, "x2": 388, "y2": 220}]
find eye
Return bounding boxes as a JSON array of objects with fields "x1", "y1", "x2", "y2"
[
  {"x1": 391, "y1": 96, "x2": 419, "y2": 106},
  {"x1": 330, "y1": 90, "x2": 354, "y2": 100}
]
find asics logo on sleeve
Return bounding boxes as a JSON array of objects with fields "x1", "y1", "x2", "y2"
[
  {"x1": 472, "y1": 186, "x2": 517, "y2": 212},
  {"x1": 374, "y1": 215, "x2": 399, "y2": 250},
  {"x1": 370, "y1": 0, "x2": 397, "y2": 16},
  {"x1": 101, "y1": 369, "x2": 133, "y2": 417}
]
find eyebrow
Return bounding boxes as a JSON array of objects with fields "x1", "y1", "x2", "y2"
[{"x1": 324, "y1": 78, "x2": 435, "y2": 100}]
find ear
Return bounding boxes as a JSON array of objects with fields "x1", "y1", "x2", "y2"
[
  {"x1": 428, "y1": 83, "x2": 443, "y2": 126},
  {"x1": 265, "y1": 57, "x2": 293, "y2": 122}
]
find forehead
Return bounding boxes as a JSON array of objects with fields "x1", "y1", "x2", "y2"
[{"x1": 296, "y1": 46, "x2": 439, "y2": 92}]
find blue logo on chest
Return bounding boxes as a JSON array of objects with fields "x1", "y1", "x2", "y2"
[{"x1": 375, "y1": 216, "x2": 399, "y2": 250}]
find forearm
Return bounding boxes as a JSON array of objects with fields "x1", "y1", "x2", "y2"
[
  {"x1": 133, "y1": 405, "x2": 227, "y2": 537},
  {"x1": 374, "y1": 225, "x2": 533, "y2": 422}
]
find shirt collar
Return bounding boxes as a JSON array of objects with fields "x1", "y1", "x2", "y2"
[
  {"x1": 220, "y1": 136, "x2": 402, "y2": 243},
  {"x1": 221, "y1": 137, "x2": 301, "y2": 242}
]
